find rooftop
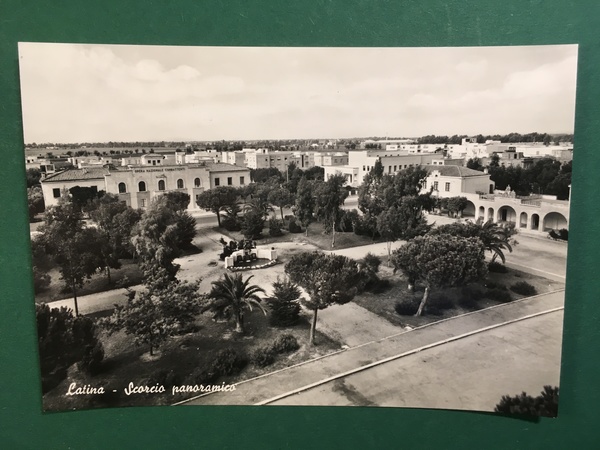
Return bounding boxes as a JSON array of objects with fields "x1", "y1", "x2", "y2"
[
  {"x1": 42, "y1": 167, "x2": 110, "y2": 182},
  {"x1": 424, "y1": 165, "x2": 489, "y2": 178}
]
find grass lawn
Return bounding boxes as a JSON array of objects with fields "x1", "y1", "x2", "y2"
[
  {"x1": 353, "y1": 264, "x2": 565, "y2": 329},
  {"x1": 217, "y1": 221, "x2": 378, "y2": 251},
  {"x1": 42, "y1": 307, "x2": 341, "y2": 411},
  {"x1": 35, "y1": 260, "x2": 144, "y2": 303}
]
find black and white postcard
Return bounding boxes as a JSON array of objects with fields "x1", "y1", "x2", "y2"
[{"x1": 19, "y1": 43, "x2": 576, "y2": 416}]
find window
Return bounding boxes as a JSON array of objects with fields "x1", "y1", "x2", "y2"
[
  {"x1": 177, "y1": 179, "x2": 184, "y2": 189},
  {"x1": 140, "y1": 199, "x2": 146, "y2": 208},
  {"x1": 138, "y1": 181, "x2": 146, "y2": 192},
  {"x1": 227, "y1": 177, "x2": 233, "y2": 186},
  {"x1": 53, "y1": 188, "x2": 60, "y2": 198},
  {"x1": 445, "y1": 182, "x2": 450, "y2": 192},
  {"x1": 214, "y1": 177, "x2": 220, "y2": 186},
  {"x1": 118, "y1": 182, "x2": 127, "y2": 193},
  {"x1": 194, "y1": 177, "x2": 201, "y2": 188},
  {"x1": 423, "y1": 181, "x2": 427, "y2": 189},
  {"x1": 362, "y1": 165, "x2": 366, "y2": 171},
  {"x1": 240, "y1": 176, "x2": 245, "y2": 185},
  {"x1": 388, "y1": 165, "x2": 392, "y2": 173},
  {"x1": 158, "y1": 180, "x2": 166, "y2": 191},
  {"x1": 433, "y1": 181, "x2": 439, "y2": 190},
  {"x1": 195, "y1": 194, "x2": 200, "y2": 203},
  {"x1": 152, "y1": 160, "x2": 156, "y2": 166},
  {"x1": 393, "y1": 165, "x2": 397, "y2": 172}
]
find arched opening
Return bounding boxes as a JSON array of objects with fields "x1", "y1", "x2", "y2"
[
  {"x1": 138, "y1": 181, "x2": 146, "y2": 192},
  {"x1": 194, "y1": 177, "x2": 201, "y2": 188},
  {"x1": 118, "y1": 182, "x2": 127, "y2": 193},
  {"x1": 177, "y1": 179, "x2": 184, "y2": 189},
  {"x1": 543, "y1": 212, "x2": 568, "y2": 231},
  {"x1": 519, "y1": 212, "x2": 528, "y2": 228},
  {"x1": 531, "y1": 214, "x2": 540, "y2": 230},
  {"x1": 478, "y1": 206, "x2": 485, "y2": 221},
  {"x1": 158, "y1": 180, "x2": 166, "y2": 191},
  {"x1": 487, "y1": 207, "x2": 494, "y2": 223},
  {"x1": 463, "y1": 201, "x2": 476, "y2": 218},
  {"x1": 497, "y1": 205, "x2": 517, "y2": 224}
]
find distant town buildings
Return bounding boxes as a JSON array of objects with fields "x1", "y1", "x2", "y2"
[{"x1": 29, "y1": 136, "x2": 573, "y2": 230}]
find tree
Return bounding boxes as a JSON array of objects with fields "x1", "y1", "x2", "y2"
[
  {"x1": 391, "y1": 235, "x2": 487, "y2": 316},
  {"x1": 266, "y1": 277, "x2": 302, "y2": 327},
  {"x1": 69, "y1": 186, "x2": 104, "y2": 211},
  {"x1": 36, "y1": 304, "x2": 104, "y2": 393},
  {"x1": 285, "y1": 251, "x2": 360, "y2": 344},
  {"x1": 445, "y1": 196, "x2": 469, "y2": 217},
  {"x1": 315, "y1": 174, "x2": 348, "y2": 247},
  {"x1": 163, "y1": 191, "x2": 191, "y2": 211},
  {"x1": 294, "y1": 177, "x2": 315, "y2": 236},
  {"x1": 466, "y1": 158, "x2": 484, "y2": 171},
  {"x1": 358, "y1": 161, "x2": 385, "y2": 238},
  {"x1": 202, "y1": 273, "x2": 266, "y2": 333},
  {"x1": 38, "y1": 198, "x2": 103, "y2": 315},
  {"x1": 132, "y1": 197, "x2": 181, "y2": 280},
  {"x1": 240, "y1": 208, "x2": 265, "y2": 239},
  {"x1": 429, "y1": 219, "x2": 516, "y2": 264},
  {"x1": 26, "y1": 168, "x2": 42, "y2": 188},
  {"x1": 377, "y1": 208, "x2": 403, "y2": 265},
  {"x1": 495, "y1": 386, "x2": 559, "y2": 417},
  {"x1": 27, "y1": 186, "x2": 45, "y2": 220},
  {"x1": 268, "y1": 185, "x2": 295, "y2": 220},
  {"x1": 104, "y1": 267, "x2": 201, "y2": 355},
  {"x1": 196, "y1": 186, "x2": 240, "y2": 227}
]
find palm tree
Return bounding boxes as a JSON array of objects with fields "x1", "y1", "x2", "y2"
[
  {"x1": 203, "y1": 273, "x2": 266, "y2": 333},
  {"x1": 477, "y1": 219, "x2": 516, "y2": 264}
]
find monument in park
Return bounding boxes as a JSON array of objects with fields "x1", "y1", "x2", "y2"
[{"x1": 218, "y1": 237, "x2": 277, "y2": 270}]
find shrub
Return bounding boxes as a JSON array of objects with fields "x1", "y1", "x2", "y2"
[
  {"x1": 485, "y1": 281, "x2": 507, "y2": 290},
  {"x1": 268, "y1": 219, "x2": 284, "y2": 237},
  {"x1": 33, "y1": 266, "x2": 51, "y2": 294},
  {"x1": 510, "y1": 281, "x2": 537, "y2": 296},
  {"x1": 367, "y1": 278, "x2": 392, "y2": 294},
  {"x1": 459, "y1": 285, "x2": 485, "y2": 309},
  {"x1": 353, "y1": 216, "x2": 379, "y2": 238},
  {"x1": 77, "y1": 341, "x2": 105, "y2": 376},
  {"x1": 267, "y1": 277, "x2": 302, "y2": 327},
  {"x1": 549, "y1": 228, "x2": 568, "y2": 241},
  {"x1": 336, "y1": 209, "x2": 358, "y2": 232},
  {"x1": 461, "y1": 284, "x2": 486, "y2": 301},
  {"x1": 395, "y1": 298, "x2": 419, "y2": 316},
  {"x1": 357, "y1": 252, "x2": 384, "y2": 293},
  {"x1": 486, "y1": 287, "x2": 512, "y2": 303},
  {"x1": 271, "y1": 334, "x2": 300, "y2": 354},
  {"x1": 429, "y1": 292, "x2": 454, "y2": 310},
  {"x1": 221, "y1": 215, "x2": 241, "y2": 232},
  {"x1": 488, "y1": 261, "x2": 508, "y2": 273},
  {"x1": 495, "y1": 386, "x2": 559, "y2": 417},
  {"x1": 252, "y1": 346, "x2": 276, "y2": 367},
  {"x1": 288, "y1": 219, "x2": 302, "y2": 233},
  {"x1": 193, "y1": 348, "x2": 248, "y2": 384}
]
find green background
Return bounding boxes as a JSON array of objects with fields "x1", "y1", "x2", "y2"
[{"x1": 1, "y1": 1, "x2": 599, "y2": 448}]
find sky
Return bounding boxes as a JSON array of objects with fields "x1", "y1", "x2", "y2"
[{"x1": 18, "y1": 43, "x2": 578, "y2": 143}]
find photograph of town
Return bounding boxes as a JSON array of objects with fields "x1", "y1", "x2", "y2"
[{"x1": 20, "y1": 43, "x2": 576, "y2": 415}]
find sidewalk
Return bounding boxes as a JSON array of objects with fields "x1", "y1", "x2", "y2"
[{"x1": 178, "y1": 289, "x2": 564, "y2": 406}]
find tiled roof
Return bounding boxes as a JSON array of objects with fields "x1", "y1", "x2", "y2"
[
  {"x1": 423, "y1": 165, "x2": 488, "y2": 178},
  {"x1": 42, "y1": 168, "x2": 110, "y2": 182},
  {"x1": 205, "y1": 163, "x2": 249, "y2": 173}
]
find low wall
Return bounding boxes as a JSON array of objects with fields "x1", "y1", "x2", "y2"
[{"x1": 224, "y1": 248, "x2": 277, "y2": 268}]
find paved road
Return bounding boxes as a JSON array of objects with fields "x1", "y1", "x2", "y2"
[
  {"x1": 178, "y1": 290, "x2": 564, "y2": 407},
  {"x1": 271, "y1": 309, "x2": 563, "y2": 411}
]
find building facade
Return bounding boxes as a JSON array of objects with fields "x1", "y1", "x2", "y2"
[{"x1": 41, "y1": 162, "x2": 250, "y2": 210}]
